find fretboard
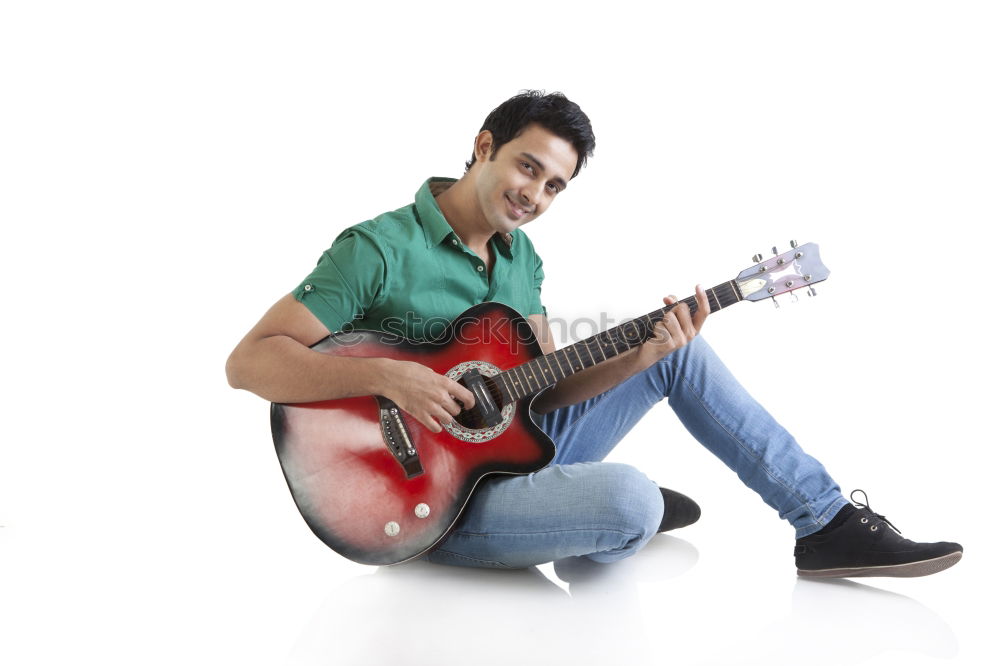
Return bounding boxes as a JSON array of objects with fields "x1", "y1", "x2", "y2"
[{"x1": 492, "y1": 280, "x2": 743, "y2": 404}]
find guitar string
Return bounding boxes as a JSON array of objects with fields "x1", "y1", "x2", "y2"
[{"x1": 494, "y1": 280, "x2": 744, "y2": 402}]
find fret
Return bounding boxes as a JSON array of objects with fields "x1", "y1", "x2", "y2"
[
  {"x1": 572, "y1": 344, "x2": 586, "y2": 371},
  {"x1": 516, "y1": 365, "x2": 534, "y2": 393},
  {"x1": 641, "y1": 316, "x2": 654, "y2": 339},
  {"x1": 556, "y1": 348, "x2": 574, "y2": 376},
  {"x1": 604, "y1": 328, "x2": 626, "y2": 356},
  {"x1": 563, "y1": 347, "x2": 578, "y2": 374},
  {"x1": 729, "y1": 280, "x2": 742, "y2": 303},
  {"x1": 628, "y1": 319, "x2": 643, "y2": 344},
  {"x1": 524, "y1": 361, "x2": 540, "y2": 392},
  {"x1": 621, "y1": 328, "x2": 637, "y2": 352},
  {"x1": 594, "y1": 331, "x2": 611, "y2": 358},
  {"x1": 538, "y1": 354, "x2": 554, "y2": 381},
  {"x1": 708, "y1": 286, "x2": 722, "y2": 312},
  {"x1": 582, "y1": 339, "x2": 597, "y2": 366},
  {"x1": 556, "y1": 347, "x2": 573, "y2": 376},
  {"x1": 613, "y1": 328, "x2": 630, "y2": 354},
  {"x1": 513, "y1": 363, "x2": 528, "y2": 394},
  {"x1": 498, "y1": 371, "x2": 515, "y2": 400},
  {"x1": 493, "y1": 372, "x2": 514, "y2": 408},
  {"x1": 501, "y1": 374, "x2": 516, "y2": 404},
  {"x1": 598, "y1": 331, "x2": 618, "y2": 358},
  {"x1": 533, "y1": 358, "x2": 552, "y2": 389},
  {"x1": 536, "y1": 358, "x2": 554, "y2": 387},
  {"x1": 510, "y1": 367, "x2": 525, "y2": 396},
  {"x1": 543, "y1": 353, "x2": 563, "y2": 380},
  {"x1": 639, "y1": 314, "x2": 656, "y2": 339},
  {"x1": 594, "y1": 336, "x2": 608, "y2": 361},
  {"x1": 616, "y1": 326, "x2": 634, "y2": 353}
]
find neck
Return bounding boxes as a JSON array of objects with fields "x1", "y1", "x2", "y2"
[
  {"x1": 434, "y1": 174, "x2": 495, "y2": 250},
  {"x1": 490, "y1": 281, "x2": 745, "y2": 405}
]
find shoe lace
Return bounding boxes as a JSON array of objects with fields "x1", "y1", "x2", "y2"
[{"x1": 850, "y1": 489, "x2": 902, "y2": 534}]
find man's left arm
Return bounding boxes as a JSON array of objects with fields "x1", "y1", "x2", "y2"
[{"x1": 528, "y1": 286, "x2": 710, "y2": 414}]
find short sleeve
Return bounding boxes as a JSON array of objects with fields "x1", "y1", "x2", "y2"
[
  {"x1": 525, "y1": 252, "x2": 547, "y2": 316},
  {"x1": 293, "y1": 229, "x2": 386, "y2": 333}
]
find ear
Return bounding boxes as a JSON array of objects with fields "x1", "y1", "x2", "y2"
[{"x1": 473, "y1": 130, "x2": 495, "y2": 163}]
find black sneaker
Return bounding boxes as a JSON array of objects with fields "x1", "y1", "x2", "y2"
[
  {"x1": 658, "y1": 487, "x2": 701, "y2": 533},
  {"x1": 795, "y1": 490, "x2": 963, "y2": 578}
]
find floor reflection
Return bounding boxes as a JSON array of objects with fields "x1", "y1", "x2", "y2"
[
  {"x1": 286, "y1": 534, "x2": 957, "y2": 666},
  {"x1": 700, "y1": 578, "x2": 958, "y2": 665},
  {"x1": 287, "y1": 534, "x2": 699, "y2": 666}
]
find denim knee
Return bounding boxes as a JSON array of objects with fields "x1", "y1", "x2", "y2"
[{"x1": 580, "y1": 463, "x2": 663, "y2": 557}]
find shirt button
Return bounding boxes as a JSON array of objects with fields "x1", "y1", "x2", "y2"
[
  {"x1": 476, "y1": 265, "x2": 484, "y2": 272},
  {"x1": 451, "y1": 239, "x2": 458, "y2": 245},
  {"x1": 304, "y1": 284, "x2": 313, "y2": 292}
]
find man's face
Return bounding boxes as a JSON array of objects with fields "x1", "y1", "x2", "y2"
[{"x1": 472, "y1": 123, "x2": 578, "y2": 236}]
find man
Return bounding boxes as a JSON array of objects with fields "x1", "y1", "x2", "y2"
[{"x1": 226, "y1": 91, "x2": 962, "y2": 577}]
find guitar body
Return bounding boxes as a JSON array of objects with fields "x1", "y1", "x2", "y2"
[{"x1": 271, "y1": 302, "x2": 555, "y2": 566}]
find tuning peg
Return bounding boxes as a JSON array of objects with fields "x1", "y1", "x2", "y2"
[
  {"x1": 772, "y1": 296, "x2": 780, "y2": 308},
  {"x1": 808, "y1": 286, "x2": 817, "y2": 297},
  {"x1": 752, "y1": 253, "x2": 763, "y2": 263},
  {"x1": 790, "y1": 240, "x2": 798, "y2": 249},
  {"x1": 771, "y1": 246, "x2": 778, "y2": 256}
]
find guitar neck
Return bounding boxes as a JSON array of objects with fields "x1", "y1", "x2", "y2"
[{"x1": 493, "y1": 280, "x2": 744, "y2": 404}]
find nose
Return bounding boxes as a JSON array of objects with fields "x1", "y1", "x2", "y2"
[{"x1": 518, "y1": 182, "x2": 544, "y2": 210}]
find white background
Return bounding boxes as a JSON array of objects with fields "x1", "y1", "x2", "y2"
[{"x1": 2, "y1": 1, "x2": 998, "y2": 664}]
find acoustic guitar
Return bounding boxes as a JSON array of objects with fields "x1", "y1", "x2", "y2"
[{"x1": 271, "y1": 242, "x2": 829, "y2": 565}]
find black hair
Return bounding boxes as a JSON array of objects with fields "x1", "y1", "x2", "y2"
[{"x1": 464, "y1": 90, "x2": 595, "y2": 179}]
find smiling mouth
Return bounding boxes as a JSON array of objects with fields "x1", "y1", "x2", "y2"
[{"x1": 505, "y1": 194, "x2": 532, "y2": 220}]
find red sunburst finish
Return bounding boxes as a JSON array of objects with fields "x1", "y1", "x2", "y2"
[{"x1": 271, "y1": 303, "x2": 555, "y2": 565}]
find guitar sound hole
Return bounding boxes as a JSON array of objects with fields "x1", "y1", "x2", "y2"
[
  {"x1": 455, "y1": 409, "x2": 485, "y2": 430},
  {"x1": 443, "y1": 362, "x2": 514, "y2": 441}
]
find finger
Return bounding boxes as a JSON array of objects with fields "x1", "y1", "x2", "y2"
[
  {"x1": 663, "y1": 310, "x2": 687, "y2": 346},
  {"x1": 673, "y1": 300, "x2": 697, "y2": 339},
  {"x1": 693, "y1": 284, "x2": 710, "y2": 331},
  {"x1": 662, "y1": 295, "x2": 692, "y2": 334},
  {"x1": 442, "y1": 395, "x2": 463, "y2": 417},
  {"x1": 649, "y1": 318, "x2": 671, "y2": 344},
  {"x1": 678, "y1": 303, "x2": 700, "y2": 340},
  {"x1": 431, "y1": 405, "x2": 455, "y2": 428},
  {"x1": 420, "y1": 412, "x2": 443, "y2": 433},
  {"x1": 448, "y1": 380, "x2": 476, "y2": 409}
]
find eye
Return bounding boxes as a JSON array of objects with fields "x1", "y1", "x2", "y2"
[
  {"x1": 546, "y1": 182, "x2": 559, "y2": 194},
  {"x1": 520, "y1": 161, "x2": 535, "y2": 175}
]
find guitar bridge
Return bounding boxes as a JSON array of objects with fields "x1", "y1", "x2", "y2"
[{"x1": 376, "y1": 396, "x2": 423, "y2": 478}]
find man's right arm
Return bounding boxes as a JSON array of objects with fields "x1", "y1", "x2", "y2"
[{"x1": 225, "y1": 294, "x2": 475, "y2": 432}]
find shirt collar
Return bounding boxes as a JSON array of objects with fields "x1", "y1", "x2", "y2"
[{"x1": 415, "y1": 177, "x2": 515, "y2": 255}]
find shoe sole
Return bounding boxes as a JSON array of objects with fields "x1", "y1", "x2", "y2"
[{"x1": 797, "y1": 551, "x2": 962, "y2": 578}]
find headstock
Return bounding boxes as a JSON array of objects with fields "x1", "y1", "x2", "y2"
[{"x1": 734, "y1": 241, "x2": 830, "y2": 305}]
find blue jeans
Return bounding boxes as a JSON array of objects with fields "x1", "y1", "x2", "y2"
[{"x1": 425, "y1": 336, "x2": 849, "y2": 569}]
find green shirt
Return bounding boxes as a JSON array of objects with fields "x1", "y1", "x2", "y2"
[{"x1": 294, "y1": 178, "x2": 547, "y2": 341}]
